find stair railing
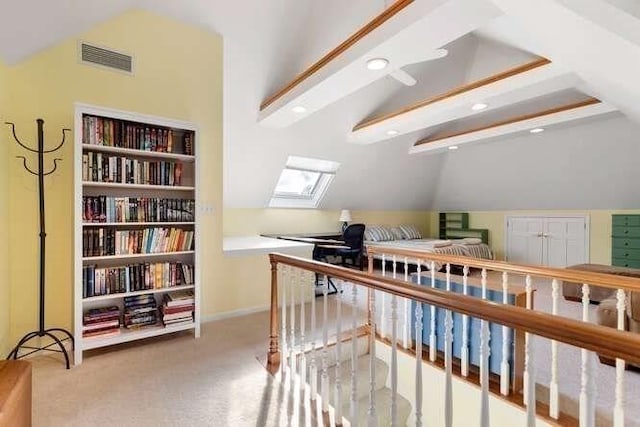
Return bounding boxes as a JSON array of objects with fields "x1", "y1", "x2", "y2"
[{"x1": 268, "y1": 250, "x2": 640, "y2": 427}]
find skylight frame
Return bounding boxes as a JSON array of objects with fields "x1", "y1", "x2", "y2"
[{"x1": 269, "y1": 156, "x2": 339, "y2": 209}]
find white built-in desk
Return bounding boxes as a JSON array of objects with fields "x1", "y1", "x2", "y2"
[{"x1": 223, "y1": 236, "x2": 313, "y2": 257}]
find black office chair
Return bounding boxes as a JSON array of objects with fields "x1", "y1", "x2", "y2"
[{"x1": 335, "y1": 223, "x2": 366, "y2": 270}]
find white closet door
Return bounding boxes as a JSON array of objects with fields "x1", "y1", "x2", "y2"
[
  {"x1": 544, "y1": 217, "x2": 587, "y2": 267},
  {"x1": 507, "y1": 217, "x2": 544, "y2": 264}
]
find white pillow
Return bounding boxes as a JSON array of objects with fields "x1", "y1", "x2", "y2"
[
  {"x1": 398, "y1": 224, "x2": 422, "y2": 240},
  {"x1": 389, "y1": 226, "x2": 405, "y2": 240},
  {"x1": 364, "y1": 225, "x2": 396, "y2": 242}
]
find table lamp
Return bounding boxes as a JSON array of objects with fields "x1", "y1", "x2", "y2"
[{"x1": 339, "y1": 209, "x2": 352, "y2": 233}]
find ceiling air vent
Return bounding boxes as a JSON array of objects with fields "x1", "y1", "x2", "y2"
[{"x1": 80, "y1": 42, "x2": 133, "y2": 74}]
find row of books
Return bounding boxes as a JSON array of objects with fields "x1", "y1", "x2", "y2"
[
  {"x1": 82, "y1": 115, "x2": 194, "y2": 155},
  {"x1": 161, "y1": 291, "x2": 195, "y2": 327},
  {"x1": 82, "y1": 262, "x2": 194, "y2": 298},
  {"x1": 124, "y1": 295, "x2": 157, "y2": 329},
  {"x1": 83, "y1": 306, "x2": 121, "y2": 338},
  {"x1": 83, "y1": 227, "x2": 195, "y2": 257},
  {"x1": 83, "y1": 196, "x2": 195, "y2": 223},
  {"x1": 82, "y1": 152, "x2": 185, "y2": 187}
]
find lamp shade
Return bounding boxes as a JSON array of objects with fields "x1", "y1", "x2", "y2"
[{"x1": 339, "y1": 209, "x2": 352, "y2": 222}]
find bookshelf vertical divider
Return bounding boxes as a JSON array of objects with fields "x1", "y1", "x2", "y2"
[{"x1": 73, "y1": 103, "x2": 200, "y2": 365}]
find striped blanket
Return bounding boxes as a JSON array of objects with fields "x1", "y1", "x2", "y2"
[{"x1": 365, "y1": 239, "x2": 492, "y2": 270}]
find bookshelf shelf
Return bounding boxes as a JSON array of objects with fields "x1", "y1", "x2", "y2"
[
  {"x1": 82, "y1": 284, "x2": 196, "y2": 302},
  {"x1": 82, "y1": 181, "x2": 195, "y2": 191},
  {"x1": 82, "y1": 143, "x2": 195, "y2": 162},
  {"x1": 82, "y1": 251, "x2": 194, "y2": 262},
  {"x1": 82, "y1": 322, "x2": 196, "y2": 351},
  {"x1": 74, "y1": 103, "x2": 201, "y2": 365},
  {"x1": 83, "y1": 222, "x2": 195, "y2": 227}
]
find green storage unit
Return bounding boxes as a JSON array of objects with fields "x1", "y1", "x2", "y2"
[
  {"x1": 438, "y1": 212, "x2": 489, "y2": 244},
  {"x1": 612, "y1": 214, "x2": 640, "y2": 268}
]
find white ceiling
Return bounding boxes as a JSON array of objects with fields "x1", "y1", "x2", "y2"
[{"x1": 1, "y1": 0, "x2": 640, "y2": 211}]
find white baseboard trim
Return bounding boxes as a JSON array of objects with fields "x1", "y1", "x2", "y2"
[{"x1": 201, "y1": 305, "x2": 270, "y2": 323}]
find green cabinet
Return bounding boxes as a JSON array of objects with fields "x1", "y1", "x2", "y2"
[
  {"x1": 612, "y1": 214, "x2": 640, "y2": 268},
  {"x1": 438, "y1": 212, "x2": 489, "y2": 244}
]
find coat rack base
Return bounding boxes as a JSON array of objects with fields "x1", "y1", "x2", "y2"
[{"x1": 6, "y1": 328, "x2": 74, "y2": 369}]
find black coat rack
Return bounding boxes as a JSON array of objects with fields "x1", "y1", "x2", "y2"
[{"x1": 5, "y1": 119, "x2": 74, "y2": 369}]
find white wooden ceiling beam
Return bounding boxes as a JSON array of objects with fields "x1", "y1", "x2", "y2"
[
  {"x1": 409, "y1": 98, "x2": 617, "y2": 154},
  {"x1": 258, "y1": 0, "x2": 503, "y2": 128},
  {"x1": 348, "y1": 58, "x2": 579, "y2": 144}
]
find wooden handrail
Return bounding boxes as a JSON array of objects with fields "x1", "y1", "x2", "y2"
[
  {"x1": 366, "y1": 245, "x2": 640, "y2": 292},
  {"x1": 268, "y1": 253, "x2": 640, "y2": 366},
  {"x1": 259, "y1": 0, "x2": 414, "y2": 111},
  {"x1": 352, "y1": 57, "x2": 551, "y2": 131}
]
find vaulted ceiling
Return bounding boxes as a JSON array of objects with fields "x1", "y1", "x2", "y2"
[{"x1": 2, "y1": 0, "x2": 639, "y2": 210}]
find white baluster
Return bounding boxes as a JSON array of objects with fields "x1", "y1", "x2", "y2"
[
  {"x1": 281, "y1": 265, "x2": 288, "y2": 376},
  {"x1": 403, "y1": 258, "x2": 410, "y2": 349},
  {"x1": 461, "y1": 266, "x2": 470, "y2": 377},
  {"x1": 522, "y1": 274, "x2": 533, "y2": 405},
  {"x1": 322, "y1": 274, "x2": 329, "y2": 413},
  {"x1": 310, "y1": 270, "x2": 318, "y2": 400},
  {"x1": 524, "y1": 275, "x2": 536, "y2": 426},
  {"x1": 480, "y1": 268, "x2": 490, "y2": 427},
  {"x1": 550, "y1": 279, "x2": 560, "y2": 419},
  {"x1": 290, "y1": 266, "x2": 296, "y2": 385},
  {"x1": 299, "y1": 268, "x2": 306, "y2": 393},
  {"x1": 526, "y1": 334, "x2": 536, "y2": 427},
  {"x1": 368, "y1": 287, "x2": 378, "y2": 426},
  {"x1": 501, "y1": 271, "x2": 510, "y2": 396},
  {"x1": 391, "y1": 293, "x2": 398, "y2": 427},
  {"x1": 351, "y1": 282, "x2": 359, "y2": 427},
  {"x1": 614, "y1": 288, "x2": 626, "y2": 427},
  {"x1": 415, "y1": 261, "x2": 423, "y2": 427},
  {"x1": 335, "y1": 280, "x2": 343, "y2": 424},
  {"x1": 429, "y1": 261, "x2": 437, "y2": 362},
  {"x1": 444, "y1": 264, "x2": 453, "y2": 427},
  {"x1": 380, "y1": 254, "x2": 387, "y2": 339},
  {"x1": 579, "y1": 283, "x2": 595, "y2": 427}
]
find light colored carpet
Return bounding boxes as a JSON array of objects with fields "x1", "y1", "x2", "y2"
[
  {"x1": 529, "y1": 276, "x2": 640, "y2": 427},
  {"x1": 31, "y1": 311, "x2": 313, "y2": 427},
  {"x1": 29, "y1": 273, "x2": 639, "y2": 426}
]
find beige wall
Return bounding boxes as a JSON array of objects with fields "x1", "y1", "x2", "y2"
[
  {"x1": 0, "y1": 61, "x2": 9, "y2": 354},
  {"x1": 223, "y1": 208, "x2": 431, "y2": 236},
  {"x1": 3, "y1": 10, "x2": 223, "y2": 344},
  {"x1": 430, "y1": 210, "x2": 640, "y2": 263},
  {"x1": 220, "y1": 208, "x2": 431, "y2": 316}
]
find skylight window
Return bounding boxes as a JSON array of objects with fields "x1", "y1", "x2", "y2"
[{"x1": 269, "y1": 156, "x2": 340, "y2": 208}]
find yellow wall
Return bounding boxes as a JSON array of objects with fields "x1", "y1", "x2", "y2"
[
  {"x1": 219, "y1": 208, "x2": 431, "y2": 316},
  {"x1": 4, "y1": 10, "x2": 223, "y2": 344},
  {"x1": 430, "y1": 210, "x2": 640, "y2": 263},
  {"x1": 223, "y1": 208, "x2": 431, "y2": 236},
  {"x1": 0, "y1": 61, "x2": 10, "y2": 354}
]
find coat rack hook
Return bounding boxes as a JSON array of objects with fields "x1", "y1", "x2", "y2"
[
  {"x1": 43, "y1": 158, "x2": 63, "y2": 176},
  {"x1": 15, "y1": 156, "x2": 38, "y2": 176},
  {"x1": 43, "y1": 128, "x2": 70, "y2": 154},
  {"x1": 4, "y1": 122, "x2": 39, "y2": 153}
]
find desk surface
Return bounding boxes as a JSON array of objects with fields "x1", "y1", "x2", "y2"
[
  {"x1": 223, "y1": 236, "x2": 313, "y2": 256},
  {"x1": 261, "y1": 231, "x2": 343, "y2": 240}
]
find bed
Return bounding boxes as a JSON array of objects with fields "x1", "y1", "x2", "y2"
[{"x1": 363, "y1": 225, "x2": 493, "y2": 270}]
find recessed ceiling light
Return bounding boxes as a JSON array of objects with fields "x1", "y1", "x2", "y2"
[
  {"x1": 386, "y1": 130, "x2": 399, "y2": 136},
  {"x1": 471, "y1": 103, "x2": 488, "y2": 111},
  {"x1": 291, "y1": 106, "x2": 307, "y2": 114},
  {"x1": 448, "y1": 145, "x2": 459, "y2": 150},
  {"x1": 530, "y1": 127, "x2": 545, "y2": 133},
  {"x1": 366, "y1": 58, "x2": 389, "y2": 71}
]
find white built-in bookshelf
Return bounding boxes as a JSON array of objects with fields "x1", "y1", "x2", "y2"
[{"x1": 74, "y1": 103, "x2": 200, "y2": 365}]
